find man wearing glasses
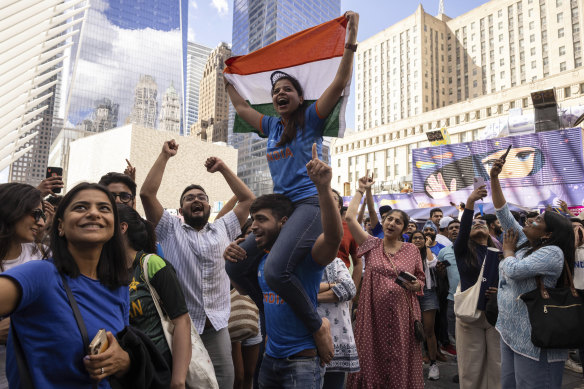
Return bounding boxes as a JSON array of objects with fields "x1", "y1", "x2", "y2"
[
  {"x1": 98, "y1": 172, "x2": 137, "y2": 208},
  {"x1": 140, "y1": 140, "x2": 255, "y2": 389}
]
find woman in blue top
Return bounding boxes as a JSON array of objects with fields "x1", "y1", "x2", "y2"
[
  {"x1": 490, "y1": 158, "x2": 575, "y2": 389},
  {"x1": 224, "y1": 12, "x2": 359, "y2": 363},
  {"x1": 0, "y1": 183, "x2": 134, "y2": 388}
]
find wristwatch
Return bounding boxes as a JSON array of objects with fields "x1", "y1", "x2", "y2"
[{"x1": 345, "y1": 43, "x2": 358, "y2": 52}]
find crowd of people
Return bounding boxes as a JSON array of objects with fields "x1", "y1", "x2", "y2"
[{"x1": 1, "y1": 10, "x2": 584, "y2": 389}]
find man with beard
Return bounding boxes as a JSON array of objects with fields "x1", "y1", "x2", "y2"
[
  {"x1": 423, "y1": 220, "x2": 445, "y2": 257},
  {"x1": 224, "y1": 147, "x2": 342, "y2": 388},
  {"x1": 140, "y1": 139, "x2": 255, "y2": 389},
  {"x1": 483, "y1": 214, "x2": 503, "y2": 250}
]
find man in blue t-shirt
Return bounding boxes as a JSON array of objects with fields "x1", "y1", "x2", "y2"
[
  {"x1": 227, "y1": 148, "x2": 343, "y2": 388},
  {"x1": 423, "y1": 220, "x2": 445, "y2": 257}
]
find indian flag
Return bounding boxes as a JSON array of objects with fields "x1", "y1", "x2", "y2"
[{"x1": 224, "y1": 15, "x2": 350, "y2": 138}]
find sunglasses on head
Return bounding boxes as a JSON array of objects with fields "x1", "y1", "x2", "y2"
[{"x1": 31, "y1": 209, "x2": 46, "y2": 223}]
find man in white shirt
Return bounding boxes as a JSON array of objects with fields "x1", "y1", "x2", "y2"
[{"x1": 140, "y1": 140, "x2": 255, "y2": 389}]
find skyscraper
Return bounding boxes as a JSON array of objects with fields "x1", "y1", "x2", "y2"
[
  {"x1": 159, "y1": 82, "x2": 181, "y2": 133},
  {"x1": 3, "y1": 0, "x2": 87, "y2": 185},
  {"x1": 186, "y1": 42, "x2": 212, "y2": 133},
  {"x1": 63, "y1": 0, "x2": 185, "y2": 133},
  {"x1": 230, "y1": 0, "x2": 341, "y2": 196},
  {"x1": 192, "y1": 43, "x2": 231, "y2": 143}
]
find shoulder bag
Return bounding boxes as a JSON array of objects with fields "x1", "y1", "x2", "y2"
[
  {"x1": 228, "y1": 288, "x2": 259, "y2": 342},
  {"x1": 142, "y1": 255, "x2": 219, "y2": 389},
  {"x1": 520, "y1": 260, "x2": 584, "y2": 349},
  {"x1": 453, "y1": 257, "x2": 485, "y2": 324}
]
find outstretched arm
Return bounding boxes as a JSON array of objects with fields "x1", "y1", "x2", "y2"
[
  {"x1": 364, "y1": 175, "x2": 379, "y2": 230},
  {"x1": 307, "y1": 144, "x2": 343, "y2": 266},
  {"x1": 490, "y1": 158, "x2": 506, "y2": 209},
  {"x1": 225, "y1": 82, "x2": 263, "y2": 132},
  {"x1": 316, "y1": 12, "x2": 359, "y2": 118},
  {"x1": 140, "y1": 140, "x2": 178, "y2": 226},
  {"x1": 205, "y1": 157, "x2": 255, "y2": 228},
  {"x1": 345, "y1": 176, "x2": 373, "y2": 246}
]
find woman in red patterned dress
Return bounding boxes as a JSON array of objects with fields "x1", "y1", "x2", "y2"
[{"x1": 345, "y1": 176, "x2": 425, "y2": 388}]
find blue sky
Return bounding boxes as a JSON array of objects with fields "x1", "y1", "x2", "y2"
[{"x1": 190, "y1": 0, "x2": 489, "y2": 129}]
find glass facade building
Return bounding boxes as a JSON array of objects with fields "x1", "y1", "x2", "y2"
[
  {"x1": 186, "y1": 42, "x2": 212, "y2": 133},
  {"x1": 63, "y1": 0, "x2": 185, "y2": 133},
  {"x1": 230, "y1": 0, "x2": 340, "y2": 196}
]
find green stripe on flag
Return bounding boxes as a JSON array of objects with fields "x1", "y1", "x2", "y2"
[{"x1": 233, "y1": 98, "x2": 344, "y2": 138}]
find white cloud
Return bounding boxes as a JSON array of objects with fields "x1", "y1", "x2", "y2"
[
  {"x1": 189, "y1": 0, "x2": 198, "y2": 9},
  {"x1": 210, "y1": 0, "x2": 228, "y2": 16},
  {"x1": 188, "y1": 27, "x2": 196, "y2": 42}
]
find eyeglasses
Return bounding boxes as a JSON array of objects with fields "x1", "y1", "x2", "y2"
[
  {"x1": 472, "y1": 220, "x2": 487, "y2": 227},
  {"x1": 111, "y1": 192, "x2": 134, "y2": 204},
  {"x1": 31, "y1": 209, "x2": 46, "y2": 223},
  {"x1": 183, "y1": 194, "x2": 209, "y2": 203}
]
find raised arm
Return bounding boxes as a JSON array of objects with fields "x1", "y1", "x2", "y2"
[
  {"x1": 453, "y1": 186, "x2": 486, "y2": 259},
  {"x1": 215, "y1": 195, "x2": 238, "y2": 220},
  {"x1": 489, "y1": 158, "x2": 506, "y2": 209},
  {"x1": 357, "y1": 199, "x2": 366, "y2": 225},
  {"x1": 204, "y1": 157, "x2": 255, "y2": 228},
  {"x1": 365, "y1": 178, "x2": 379, "y2": 231},
  {"x1": 140, "y1": 140, "x2": 178, "y2": 226},
  {"x1": 345, "y1": 176, "x2": 373, "y2": 246},
  {"x1": 307, "y1": 144, "x2": 343, "y2": 266},
  {"x1": 225, "y1": 82, "x2": 263, "y2": 132},
  {"x1": 316, "y1": 12, "x2": 359, "y2": 118}
]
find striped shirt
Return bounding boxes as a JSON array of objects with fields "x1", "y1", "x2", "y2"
[{"x1": 155, "y1": 210, "x2": 241, "y2": 334}]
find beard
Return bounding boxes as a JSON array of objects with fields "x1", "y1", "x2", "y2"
[
  {"x1": 183, "y1": 208, "x2": 211, "y2": 229},
  {"x1": 494, "y1": 226, "x2": 503, "y2": 236}
]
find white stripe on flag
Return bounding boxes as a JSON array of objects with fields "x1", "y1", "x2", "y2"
[{"x1": 224, "y1": 57, "x2": 343, "y2": 105}]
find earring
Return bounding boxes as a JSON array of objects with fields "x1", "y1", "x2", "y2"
[{"x1": 58, "y1": 230, "x2": 64, "y2": 237}]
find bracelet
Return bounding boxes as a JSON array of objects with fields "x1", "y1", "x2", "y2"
[
  {"x1": 356, "y1": 189, "x2": 364, "y2": 195},
  {"x1": 345, "y1": 43, "x2": 358, "y2": 52}
]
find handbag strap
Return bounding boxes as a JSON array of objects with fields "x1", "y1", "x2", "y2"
[
  {"x1": 59, "y1": 274, "x2": 97, "y2": 389},
  {"x1": 536, "y1": 259, "x2": 578, "y2": 299},
  {"x1": 141, "y1": 254, "x2": 170, "y2": 322},
  {"x1": 10, "y1": 322, "x2": 35, "y2": 389}
]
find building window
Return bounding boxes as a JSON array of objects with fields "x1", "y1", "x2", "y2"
[
  {"x1": 560, "y1": 61, "x2": 567, "y2": 71},
  {"x1": 557, "y1": 12, "x2": 563, "y2": 23},
  {"x1": 558, "y1": 28, "x2": 565, "y2": 38},
  {"x1": 559, "y1": 46, "x2": 566, "y2": 56},
  {"x1": 565, "y1": 86, "x2": 571, "y2": 97}
]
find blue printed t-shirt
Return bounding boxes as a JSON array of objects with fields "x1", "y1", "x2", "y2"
[
  {"x1": 429, "y1": 242, "x2": 445, "y2": 257},
  {"x1": 2, "y1": 260, "x2": 129, "y2": 389},
  {"x1": 258, "y1": 252, "x2": 325, "y2": 358},
  {"x1": 260, "y1": 102, "x2": 325, "y2": 202}
]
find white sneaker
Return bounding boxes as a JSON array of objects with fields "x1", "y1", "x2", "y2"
[
  {"x1": 565, "y1": 358, "x2": 583, "y2": 374},
  {"x1": 428, "y1": 364, "x2": 440, "y2": 381}
]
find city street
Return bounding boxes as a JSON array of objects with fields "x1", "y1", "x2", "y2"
[{"x1": 423, "y1": 356, "x2": 584, "y2": 388}]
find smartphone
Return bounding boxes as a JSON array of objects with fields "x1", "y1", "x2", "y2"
[
  {"x1": 46, "y1": 167, "x2": 63, "y2": 194},
  {"x1": 501, "y1": 145, "x2": 512, "y2": 162},
  {"x1": 473, "y1": 176, "x2": 485, "y2": 190},
  {"x1": 89, "y1": 329, "x2": 109, "y2": 355},
  {"x1": 395, "y1": 271, "x2": 417, "y2": 289}
]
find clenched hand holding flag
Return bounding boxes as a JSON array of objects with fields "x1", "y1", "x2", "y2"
[{"x1": 224, "y1": 15, "x2": 352, "y2": 138}]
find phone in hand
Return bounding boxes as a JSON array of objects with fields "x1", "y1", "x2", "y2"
[
  {"x1": 473, "y1": 176, "x2": 485, "y2": 190},
  {"x1": 395, "y1": 271, "x2": 417, "y2": 289},
  {"x1": 89, "y1": 329, "x2": 109, "y2": 355},
  {"x1": 501, "y1": 145, "x2": 512, "y2": 162},
  {"x1": 46, "y1": 167, "x2": 63, "y2": 194}
]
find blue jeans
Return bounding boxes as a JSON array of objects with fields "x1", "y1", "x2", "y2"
[
  {"x1": 225, "y1": 195, "x2": 323, "y2": 333},
  {"x1": 500, "y1": 339, "x2": 565, "y2": 389},
  {"x1": 259, "y1": 354, "x2": 325, "y2": 389}
]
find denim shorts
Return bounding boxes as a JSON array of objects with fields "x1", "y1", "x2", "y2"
[{"x1": 418, "y1": 287, "x2": 440, "y2": 312}]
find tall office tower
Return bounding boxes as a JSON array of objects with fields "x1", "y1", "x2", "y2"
[
  {"x1": 192, "y1": 43, "x2": 232, "y2": 143},
  {"x1": 159, "y1": 83, "x2": 181, "y2": 133},
  {"x1": 63, "y1": 0, "x2": 184, "y2": 134},
  {"x1": 356, "y1": 0, "x2": 584, "y2": 132},
  {"x1": 129, "y1": 75, "x2": 159, "y2": 128},
  {"x1": 231, "y1": 0, "x2": 341, "y2": 196},
  {"x1": 185, "y1": 42, "x2": 213, "y2": 133},
  {"x1": 3, "y1": 0, "x2": 88, "y2": 185}
]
